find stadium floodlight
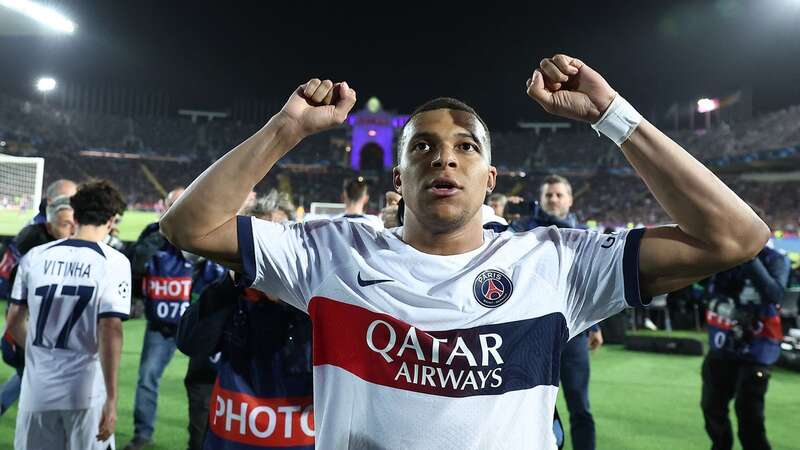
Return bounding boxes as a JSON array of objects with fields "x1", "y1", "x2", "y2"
[
  {"x1": 36, "y1": 76, "x2": 56, "y2": 92},
  {"x1": 0, "y1": 0, "x2": 76, "y2": 34},
  {"x1": 697, "y1": 98, "x2": 720, "y2": 113}
]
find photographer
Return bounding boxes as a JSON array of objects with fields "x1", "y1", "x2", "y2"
[
  {"x1": 703, "y1": 245, "x2": 790, "y2": 450},
  {"x1": 176, "y1": 192, "x2": 313, "y2": 449}
]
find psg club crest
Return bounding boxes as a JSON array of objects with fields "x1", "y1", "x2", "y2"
[{"x1": 473, "y1": 269, "x2": 513, "y2": 308}]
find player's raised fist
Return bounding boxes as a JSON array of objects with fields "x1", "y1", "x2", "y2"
[
  {"x1": 278, "y1": 78, "x2": 357, "y2": 138},
  {"x1": 526, "y1": 54, "x2": 616, "y2": 123}
]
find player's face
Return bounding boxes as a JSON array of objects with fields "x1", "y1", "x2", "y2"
[
  {"x1": 395, "y1": 109, "x2": 496, "y2": 232},
  {"x1": 49, "y1": 209, "x2": 76, "y2": 239},
  {"x1": 540, "y1": 182, "x2": 573, "y2": 219}
]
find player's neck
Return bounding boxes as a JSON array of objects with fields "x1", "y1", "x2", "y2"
[
  {"x1": 344, "y1": 203, "x2": 364, "y2": 215},
  {"x1": 73, "y1": 224, "x2": 110, "y2": 243},
  {"x1": 401, "y1": 213, "x2": 484, "y2": 256}
]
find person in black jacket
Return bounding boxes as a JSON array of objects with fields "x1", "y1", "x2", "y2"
[
  {"x1": 13, "y1": 195, "x2": 76, "y2": 255},
  {"x1": 702, "y1": 245, "x2": 789, "y2": 450},
  {"x1": 177, "y1": 192, "x2": 313, "y2": 450}
]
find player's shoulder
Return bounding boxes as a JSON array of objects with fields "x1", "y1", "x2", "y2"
[
  {"x1": 98, "y1": 241, "x2": 131, "y2": 267},
  {"x1": 23, "y1": 238, "x2": 65, "y2": 260},
  {"x1": 298, "y1": 217, "x2": 396, "y2": 251},
  {"x1": 339, "y1": 213, "x2": 384, "y2": 231},
  {"x1": 496, "y1": 224, "x2": 582, "y2": 242},
  {"x1": 492, "y1": 225, "x2": 605, "y2": 254},
  {"x1": 99, "y1": 242, "x2": 129, "y2": 261},
  {"x1": 282, "y1": 216, "x2": 381, "y2": 235}
]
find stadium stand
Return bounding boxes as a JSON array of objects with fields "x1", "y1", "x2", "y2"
[{"x1": 1, "y1": 91, "x2": 798, "y2": 230}]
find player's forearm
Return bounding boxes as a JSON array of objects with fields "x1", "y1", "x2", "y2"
[
  {"x1": 160, "y1": 113, "x2": 302, "y2": 252},
  {"x1": 98, "y1": 318, "x2": 123, "y2": 402},
  {"x1": 7, "y1": 305, "x2": 27, "y2": 348},
  {"x1": 12, "y1": 326, "x2": 25, "y2": 350},
  {"x1": 620, "y1": 120, "x2": 769, "y2": 263}
]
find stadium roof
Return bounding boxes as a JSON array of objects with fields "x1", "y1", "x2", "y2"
[{"x1": 0, "y1": 2, "x2": 798, "y2": 127}]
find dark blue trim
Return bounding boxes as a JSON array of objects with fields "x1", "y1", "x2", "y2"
[
  {"x1": 8, "y1": 297, "x2": 27, "y2": 305},
  {"x1": 342, "y1": 214, "x2": 365, "y2": 219},
  {"x1": 236, "y1": 215, "x2": 256, "y2": 288},
  {"x1": 622, "y1": 228, "x2": 651, "y2": 307},
  {"x1": 483, "y1": 221, "x2": 509, "y2": 233},
  {"x1": 98, "y1": 312, "x2": 129, "y2": 321},
  {"x1": 51, "y1": 239, "x2": 105, "y2": 258}
]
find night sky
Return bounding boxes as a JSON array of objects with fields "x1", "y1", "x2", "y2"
[{"x1": 1, "y1": 0, "x2": 799, "y2": 130}]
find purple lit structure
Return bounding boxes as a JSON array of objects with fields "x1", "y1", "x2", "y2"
[{"x1": 347, "y1": 97, "x2": 409, "y2": 171}]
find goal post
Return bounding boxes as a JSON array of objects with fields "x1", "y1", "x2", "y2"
[{"x1": 0, "y1": 153, "x2": 44, "y2": 212}]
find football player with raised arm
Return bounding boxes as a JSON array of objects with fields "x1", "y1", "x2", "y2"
[{"x1": 159, "y1": 55, "x2": 769, "y2": 448}]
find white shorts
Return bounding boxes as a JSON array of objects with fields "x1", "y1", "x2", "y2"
[{"x1": 14, "y1": 403, "x2": 115, "y2": 450}]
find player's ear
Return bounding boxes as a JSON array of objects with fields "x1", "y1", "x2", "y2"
[
  {"x1": 393, "y1": 166, "x2": 402, "y2": 195},
  {"x1": 486, "y1": 165, "x2": 497, "y2": 193}
]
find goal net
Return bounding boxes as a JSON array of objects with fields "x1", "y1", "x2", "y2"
[{"x1": 0, "y1": 153, "x2": 44, "y2": 212}]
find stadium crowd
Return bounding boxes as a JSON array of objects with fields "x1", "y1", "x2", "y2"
[{"x1": 2, "y1": 91, "x2": 799, "y2": 231}]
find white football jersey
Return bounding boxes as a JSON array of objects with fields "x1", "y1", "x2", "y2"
[
  {"x1": 237, "y1": 216, "x2": 647, "y2": 449},
  {"x1": 337, "y1": 213, "x2": 384, "y2": 231},
  {"x1": 10, "y1": 238, "x2": 131, "y2": 412}
]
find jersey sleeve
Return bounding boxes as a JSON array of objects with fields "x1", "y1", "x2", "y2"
[
  {"x1": 557, "y1": 227, "x2": 649, "y2": 339},
  {"x1": 98, "y1": 253, "x2": 132, "y2": 320},
  {"x1": 237, "y1": 216, "x2": 337, "y2": 313},
  {"x1": 9, "y1": 252, "x2": 31, "y2": 305}
]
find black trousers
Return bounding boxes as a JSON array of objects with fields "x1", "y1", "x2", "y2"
[
  {"x1": 185, "y1": 380, "x2": 214, "y2": 450},
  {"x1": 701, "y1": 354, "x2": 771, "y2": 450}
]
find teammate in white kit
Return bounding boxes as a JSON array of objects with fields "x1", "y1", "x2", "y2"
[
  {"x1": 338, "y1": 177, "x2": 384, "y2": 230},
  {"x1": 7, "y1": 180, "x2": 130, "y2": 450},
  {"x1": 161, "y1": 54, "x2": 770, "y2": 448}
]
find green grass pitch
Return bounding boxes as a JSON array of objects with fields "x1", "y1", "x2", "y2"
[
  {"x1": 0, "y1": 318, "x2": 797, "y2": 449},
  {"x1": 0, "y1": 209, "x2": 158, "y2": 241}
]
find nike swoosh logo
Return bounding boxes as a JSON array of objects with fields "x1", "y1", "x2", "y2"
[{"x1": 357, "y1": 272, "x2": 394, "y2": 287}]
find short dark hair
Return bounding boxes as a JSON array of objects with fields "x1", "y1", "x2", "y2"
[
  {"x1": 343, "y1": 177, "x2": 368, "y2": 202},
  {"x1": 398, "y1": 97, "x2": 491, "y2": 163},
  {"x1": 408, "y1": 98, "x2": 489, "y2": 130},
  {"x1": 70, "y1": 179, "x2": 127, "y2": 226}
]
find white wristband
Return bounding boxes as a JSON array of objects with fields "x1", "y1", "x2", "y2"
[{"x1": 591, "y1": 95, "x2": 642, "y2": 146}]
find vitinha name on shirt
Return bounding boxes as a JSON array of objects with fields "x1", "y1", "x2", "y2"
[
  {"x1": 366, "y1": 320, "x2": 504, "y2": 393},
  {"x1": 44, "y1": 260, "x2": 92, "y2": 278}
]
